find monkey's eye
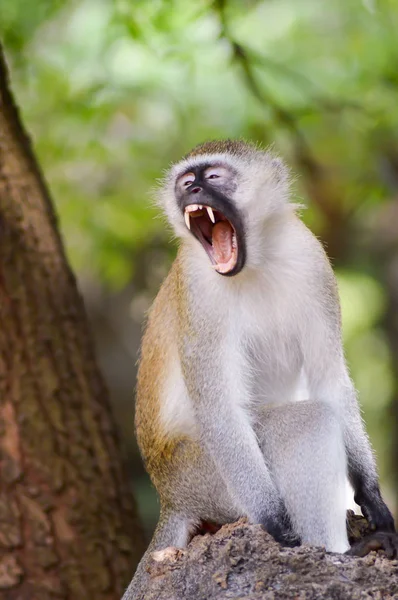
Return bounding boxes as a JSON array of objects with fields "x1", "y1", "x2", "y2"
[
  {"x1": 204, "y1": 166, "x2": 229, "y2": 181},
  {"x1": 179, "y1": 173, "x2": 195, "y2": 188}
]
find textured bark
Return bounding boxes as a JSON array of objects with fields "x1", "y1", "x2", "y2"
[
  {"x1": 0, "y1": 45, "x2": 144, "y2": 599},
  {"x1": 142, "y1": 518, "x2": 398, "y2": 600}
]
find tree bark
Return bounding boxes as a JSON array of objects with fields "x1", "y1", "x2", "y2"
[
  {"x1": 142, "y1": 519, "x2": 398, "y2": 600},
  {"x1": 0, "y1": 44, "x2": 144, "y2": 599}
]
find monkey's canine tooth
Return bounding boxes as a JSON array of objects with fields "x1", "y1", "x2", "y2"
[
  {"x1": 184, "y1": 211, "x2": 191, "y2": 230},
  {"x1": 206, "y1": 206, "x2": 215, "y2": 223}
]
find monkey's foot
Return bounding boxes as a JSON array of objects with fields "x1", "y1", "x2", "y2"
[{"x1": 346, "y1": 531, "x2": 398, "y2": 559}]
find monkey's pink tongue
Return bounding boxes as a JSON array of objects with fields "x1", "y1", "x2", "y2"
[{"x1": 212, "y1": 221, "x2": 233, "y2": 264}]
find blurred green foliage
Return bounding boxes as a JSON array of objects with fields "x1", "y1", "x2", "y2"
[
  {"x1": 2, "y1": 0, "x2": 397, "y2": 284},
  {"x1": 2, "y1": 0, "x2": 398, "y2": 520}
]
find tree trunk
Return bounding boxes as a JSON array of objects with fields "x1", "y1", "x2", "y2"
[{"x1": 0, "y1": 44, "x2": 144, "y2": 599}]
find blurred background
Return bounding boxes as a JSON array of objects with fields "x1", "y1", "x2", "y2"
[{"x1": 1, "y1": 0, "x2": 398, "y2": 539}]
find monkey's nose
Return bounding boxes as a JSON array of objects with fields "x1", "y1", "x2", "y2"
[{"x1": 189, "y1": 186, "x2": 202, "y2": 194}]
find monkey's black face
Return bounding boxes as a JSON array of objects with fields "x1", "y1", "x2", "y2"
[{"x1": 175, "y1": 164, "x2": 246, "y2": 276}]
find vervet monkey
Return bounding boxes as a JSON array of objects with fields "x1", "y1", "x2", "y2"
[{"x1": 123, "y1": 140, "x2": 396, "y2": 599}]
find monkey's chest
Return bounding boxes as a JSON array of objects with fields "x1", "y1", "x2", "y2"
[{"x1": 244, "y1": 334, "x2": 305, "y2": 406}]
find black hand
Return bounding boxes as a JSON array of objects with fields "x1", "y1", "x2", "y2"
[
  {"x1": 262, "y1": 506, "x2": 300, "y2": 548},
  {"x1": 355, "y1": 485, "x2": 395, "y2": 533}
]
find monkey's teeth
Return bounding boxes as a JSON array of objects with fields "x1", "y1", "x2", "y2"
[
  {"x1": 184, "y1": 211, "x2": 191, "y2": 230},
  {"x1": 232, "y1": 233, "x2": 237, "y2": 249},
  {"x1": 206, "y1": 206, "x2": 215, "y2": 223}
]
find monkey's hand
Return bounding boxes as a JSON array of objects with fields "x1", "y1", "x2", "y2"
[
  {"x1": 355, "y1": 485, "x2": 395, "y2": 533},
  {"x1": 347, "y1": 531, "x2": 398, "y2": 559},
  {"x1": 262, "y1": 503, "x2": 300, "y2": 548}
]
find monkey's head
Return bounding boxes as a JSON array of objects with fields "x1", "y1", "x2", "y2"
[{"x1": 160, "y1": 140, "x2": 292, "y2": 276}]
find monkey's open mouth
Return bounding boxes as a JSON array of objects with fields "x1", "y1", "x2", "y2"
[{"x1": 184, "y1": 204, "x2": 238, "y2": 274}]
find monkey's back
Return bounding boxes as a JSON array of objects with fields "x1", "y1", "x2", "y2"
[{"x1": 135, "y1": 255, "x2": 198, "y2": 491}]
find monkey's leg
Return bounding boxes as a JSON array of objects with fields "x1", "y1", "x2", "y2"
[
  {"x1": 122, "y1": 510, "x2": 193, "y2": 600},
  {"x1": 256, "y1": 400, "x2": 350, "y2": 553}
]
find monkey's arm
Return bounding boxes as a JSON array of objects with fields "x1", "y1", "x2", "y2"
[
  {"x1": 339, "y1": 376, "x2": 395, "y2": 532},
  {"x1": 178, "y1": 314, "x2": 295, "y2": 545},
  {"x1": 303, "y1": 318, "x2": 395, "y2": 534}
]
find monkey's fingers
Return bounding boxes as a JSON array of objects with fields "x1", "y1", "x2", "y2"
[
  {"x1": 269, "y1": 524, "x2": 301, "y2": 548},
  {"x1": 358, "y1": 493, "x2": 395, "y2": 533},
  {"x1": 347, "y1": 531, "x2": 398, "y2": 559}
]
